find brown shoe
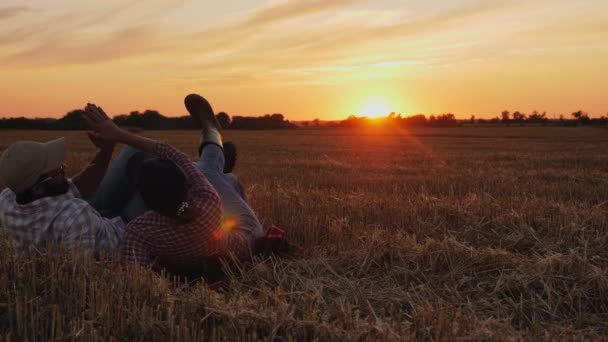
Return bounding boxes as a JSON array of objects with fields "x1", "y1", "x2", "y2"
[{"x1": 184, "y1": 94, "x2": 223, "y2": 134}]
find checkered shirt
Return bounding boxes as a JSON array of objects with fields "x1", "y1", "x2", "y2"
[
  {"x1": 0, "y1": 181, "x2": 125, "y2": 254},
  {"x1": 122, "y1": 142, "x2": 248, "y2": 270}
]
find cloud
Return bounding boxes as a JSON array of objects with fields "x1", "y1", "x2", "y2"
[
  {"x1": 0, "y1": 1, "x2": 188, "y2": 65},
  {"x1": 240, "y1": 0, "x2": 362, "y2": 28},
  {"x1": 0, "y1": 6, "x2": 30, "y2": 19},
  {"x1": 3, "y1": 25, "x2": 160, "y2": 66},
  {"x1": 172, "y1": 0, "x2": 526, "y2": 77},
  {"x1": 0, "y1": 12, "x2": 78, "y2": 45},
  {"x1": 277, "y1": 0, "x2": 526, "y2": 57},
  {"x1": 179, "y1": 0, "x2": 362, "y2": 51},
  {"x1": 522, "y1": 19, "x2": 608, "y2": 40},
  {"x1": 1, "y1": 0, "x2": 527, "y2": 75},
  {"x1": 1, "y1": 0, "x2": 361, "y2": 67}
]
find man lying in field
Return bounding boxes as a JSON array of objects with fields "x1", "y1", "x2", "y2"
[
  {"x1": 0, "y1": 132, "x2": 125, "y2": 253},
  {"x1": 82, "y1": 94, "x2": 265, "y2": 278}
]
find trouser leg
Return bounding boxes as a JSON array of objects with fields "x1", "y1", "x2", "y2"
[
  {"x1": 196, "y1": 144, "x2": 264, "y2": 246},
  {"x1": 88, "y1": 146, "x2": 148, "y2": 222}
]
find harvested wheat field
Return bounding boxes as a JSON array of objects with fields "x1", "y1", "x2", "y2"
[{"x1": 1, "y1": 127, "x2": 608, "y2": 341}]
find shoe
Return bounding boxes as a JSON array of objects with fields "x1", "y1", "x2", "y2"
[
  {"x1": 184, "y1": 94, "x2": 223, "y2": 134},
  {"x1": 185, "y1": 94, "x2": 223, "y2": 148}
]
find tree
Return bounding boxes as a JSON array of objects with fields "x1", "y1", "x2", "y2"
[
  {"x1": 571, "y1": 110, "x2": 586, "y2": 119},
  {"x1": 572, "y1": 110, "x2": 590, "y2": 125},
  {"x1": 270, "y1": 113, "x2": 284, "y2": 122},
  {"x1": 53, "y1": 109, "x2": 88, "y2": 130},
  {"x1": 403, "y1": 114, "x2": 427, "y2": 126},
  {"x1": 431, "y1": 113, "x2": 457, "y2": 127},
  {"x1": 512, "y1": 111, "x2": 526, "y2": 122},
  {"x1": 527, "y1": 110, "x2": 547, "y2": 124},
  {"x1": 230, "y1": 114, "x2": 296, "y2": 130},
  {"x1": 216, "y1": 112, "x2": 231, "y2": 129},
  {"x1": 501, "y1": 110, "x2": 510, "y2": 124}
]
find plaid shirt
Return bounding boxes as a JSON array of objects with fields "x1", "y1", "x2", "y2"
[
  {"x1": 122, "y1": 142, "x2": 248, "y2": 272},
  {"x1": 0, "y1": 181, "x2": 124, "y2": 253}
]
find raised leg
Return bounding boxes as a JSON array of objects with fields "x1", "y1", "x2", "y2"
[
  {"x1": 88, "y1": 146, "x2": 149, "y2": 222},
  {"x1": 196, "y1": 144, "x2": 264, "y2": 245},
  {"x1": 185, "y1": 93, "x2": 264, "y2": 245}
]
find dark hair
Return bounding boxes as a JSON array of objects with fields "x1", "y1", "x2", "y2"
[
  {"x1": 223, "y1": 142, "x2": 237, "y2": 173},
  {"x1": 135, "y1": 158, "x2": 187, "y2": 217}
]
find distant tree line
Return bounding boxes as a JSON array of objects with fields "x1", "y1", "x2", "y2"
[
  {"x1": 491, "y1": 110, "x2": 607, "y2": 127},
  {"x1": 2, "y1": 109, "x2": 607, "y2": 130},
  {"x1": 299, "y1": 110, "x2": 608, "y2": 128},
  {"x1": 0, "y1": 110, "x2": 296, "y2": 130},
  {"x1": 329, "y1": 113, "x2": 459, "y2": 129}
]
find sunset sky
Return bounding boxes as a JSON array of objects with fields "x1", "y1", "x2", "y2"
[{"x1": 1, "y1": 0, "x2": 607, "y2": 120}]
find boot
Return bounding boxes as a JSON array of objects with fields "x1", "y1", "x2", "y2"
[{"x1": 184, "y1": 94, "x2": 223, "y2": 148}]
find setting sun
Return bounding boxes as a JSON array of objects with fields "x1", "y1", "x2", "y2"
[{"x1": 359, "y1": 100, "x2": 392, "y2": 118}]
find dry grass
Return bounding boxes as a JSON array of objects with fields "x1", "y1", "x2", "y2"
[{"x1": 1, "y1": 127, "x2": 607, "y2": 341}]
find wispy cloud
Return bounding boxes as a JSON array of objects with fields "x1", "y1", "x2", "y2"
[
  {"x1": 0, "y1": 6, "x2": 30, "y2": 20},
  {"x1": 4, "y1": 25, "x2": 160, "y2": 65},
  {"x1": 523, "y1": 19, "x2": 608, "y2": 40},
  {"x1": 165, "y1": 0, "x2": 527, "y2": 82},
  {"x1": 0, "y1": 1, "x2": 142, "y2": 45},
  {"x1": 0, "y1": 0, "x2": 543, "y2": 76},
  {"x1": 0, "y1": 1, "x2": 187, "y2": 65},
  {"x1": 240, "y1": 0, "x2": 363, "y2": 29}
]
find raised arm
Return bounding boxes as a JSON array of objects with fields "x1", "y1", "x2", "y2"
[
  {"x1": 82, "y1": 103, "x2": 157, "y2": 154},
  {"x1": 83, "y1": 103, "x2": 216, "y2": 191},
  {"x1": 71, "y1": 132, "x2": 115, "y2": 199},
  {"x1": 82, "y1": 103, "x2": 220, "y2": 213}
]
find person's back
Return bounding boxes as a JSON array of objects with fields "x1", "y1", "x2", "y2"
[
  {"x1": 121, "y1": 142, "x2": 227, "y2": 274},
  {"x1": 0, "y1": 181, "x2": 122, "y2": 252},
  {"x1": 125, "y1": 205, "x2": 222, "y2": 278},
  {"x1": 0, "y1": 137, "x2": 124, "y2": 254}
]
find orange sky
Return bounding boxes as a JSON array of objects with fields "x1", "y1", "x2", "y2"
[{"x1": 1, "y1": 0, "x2": 607, "y2": 120}]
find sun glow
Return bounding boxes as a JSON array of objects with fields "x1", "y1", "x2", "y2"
[{"x1": 359, "y1": 100, "x2": 392, "y2": 118}]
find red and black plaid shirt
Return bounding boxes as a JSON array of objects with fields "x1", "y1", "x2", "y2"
[{"x1": 122, "y1": 142, "x2": 247, "y2": 272}]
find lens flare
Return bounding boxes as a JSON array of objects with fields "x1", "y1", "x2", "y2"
[{"x1": 213, "y1": 215, "x2": 239, "y2": 240}]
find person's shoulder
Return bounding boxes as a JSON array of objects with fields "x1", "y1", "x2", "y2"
[
  {"x1": 0, "y1": 189, "x2": 13, "y2": 212},
  {"x1": 0, "y1": 188, "x2": 14, "y2": 201},
  {"x1": 66, "y1": 179, "x2": 82, "y2": 198},
  {"x1": 56, "y1": 194, "x2": 90, "y2": 211},
  {"x1": 56, "y1": 197, "x2": 99, "y2": 224}
]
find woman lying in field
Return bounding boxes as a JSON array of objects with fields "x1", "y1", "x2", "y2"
[{"x1": 82, "y1": 94, "x2": 265, "y2": 280}]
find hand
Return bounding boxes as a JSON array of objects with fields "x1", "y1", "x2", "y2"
[
  {"x1": 86, "y1": 131, "x2": 115, "y2": 152},
  {"x1": 83, "y1": 103, "x2": 124, "y2": 143}
]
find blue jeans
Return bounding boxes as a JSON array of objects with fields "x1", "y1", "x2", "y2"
[
  {"x1": 197, "y1": 144, "x2": 264, "y2": 246},
  {"x1": 90, "y1": 145, "x2": 264, "y2": 245},
  {"x1": 89, "y1": 146, "x2": 147, "y2": 222}
]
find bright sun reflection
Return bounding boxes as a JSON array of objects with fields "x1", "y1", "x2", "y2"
[{"x1": 359, "y1": 100, "x2": 391, "y2": 118}]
